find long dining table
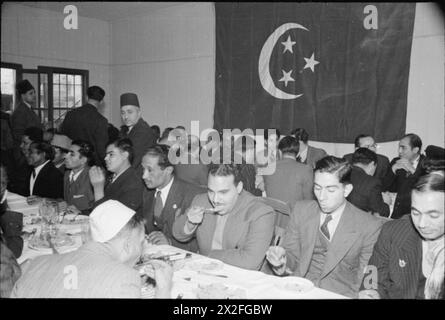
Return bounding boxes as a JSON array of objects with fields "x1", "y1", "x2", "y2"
[{"x1": 7, "y1": 191, "x2": 348, "y2": 299}]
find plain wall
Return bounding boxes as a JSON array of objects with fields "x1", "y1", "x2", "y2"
[{"x1": 1, "y1": 3, "x2": 112, "y2": 119}]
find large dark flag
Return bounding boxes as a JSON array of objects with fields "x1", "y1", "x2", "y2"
[{"x1": 214, "y1": 3, "x2": 416, "y2": 143}]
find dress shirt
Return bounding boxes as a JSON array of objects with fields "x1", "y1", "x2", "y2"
[
  {"x1": 422, "y1": 237, "x2": 443, "y2": 278},
  {"x1": 156, "y1": 177, "x2": 174, "y2": 205},
  {"x1": 211, "y1": 213, "x2": 230, "y2": 250},
  {"x1": 69, "y1": 168, "x2": 84, "y2": 183},
  {"x1": 111, "y1": 166, "x2": 130, "y2": 183},
  {"x1": 319, "y1": 202, "x2": 346, "y2": 241},
  {"x1": 30, "y1": 160, "x2": 50, "y2": 195},
  {"x1": 297, "y1": 146, "x2": 308, "y2": 163}
]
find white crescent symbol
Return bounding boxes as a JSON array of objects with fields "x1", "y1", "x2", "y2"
[{"x1": 258, "y1": 23, "x2": 309, "y2": 100}]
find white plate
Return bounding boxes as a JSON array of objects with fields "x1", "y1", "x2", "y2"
[
  {"x1": 195, "y1": 283, "x2": 247, "y2": 299},
  {"x1": 272, "y1": 276, "x2": 314, "y2": 294}
]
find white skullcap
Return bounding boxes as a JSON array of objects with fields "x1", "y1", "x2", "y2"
[{"x1": 89, "y1": 200, "x2": 136, "y2": 243}]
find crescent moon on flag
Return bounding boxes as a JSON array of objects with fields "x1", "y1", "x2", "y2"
[{"x1": 258, "y1": 23, "x2": 309, "y2": 100}]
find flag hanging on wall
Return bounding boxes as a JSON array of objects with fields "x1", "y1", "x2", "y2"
[{"x1": 214, "y1": 3, "x2": 416, "y2": 143}]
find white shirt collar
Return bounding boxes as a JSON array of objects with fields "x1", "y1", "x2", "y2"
[
  {"x1": 23, "y1": 101, "x2": 32, "y2": 109},
  {"x1": 319, "y1": 201, "x2": 347, "y2": 241},
  {"x1": 69, "y1": 168, "x2": 84, "y2": 182},
  {"x1": 412, "y1": 155, "x2": 421, "y2": 169},
  {"x1": 298, "y1": 145, "x2": 308, "y2": 162},
  {"x1": 156, "y1": 176, "x2": 174, "y2": 205},
  {"x1": 111, "y1": 166, "x2": 130, "y2": 183},
  {"x1": 30, "y1": 160, "x2": 50, "y2": 195}
]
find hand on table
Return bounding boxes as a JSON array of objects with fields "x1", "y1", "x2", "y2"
[
  {"x1": 358, "y1": 289, "x2": 381, "y2": 299},
  {"x1": 266, "y1": 246, "x2": 287, "y2": 275},
  {"x1": 147, "y1": 231, "x2": 171, "y2": 245}
]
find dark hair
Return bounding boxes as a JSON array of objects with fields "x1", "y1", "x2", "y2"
[
  {"x1": 292, "y1": 128, "x2": 309, "y2": 144},
  {"x1": 24, "y1": 127, "x2": 43, "y2": 143},
  {"x1": 402, "y1": 133, "x2": 422, "y2": 153},
  {"x1": 412, "y1": 171, "x2": 444, "y2": 193},
  {"x1": 314, "y1": 156, "x2": 352, "y2": 184},
  {"x1": 87, "y1": 86, "x2": 105, "y2": 102},
  {"x1": 264, "y1": 128, "x2": 281, "y2": 141},
  {"x1": 278, "y1": 136, "x2": 300, "y2": 156},
  {"x1": 151, "y1": 125, "x2": 161, "y2": 140},
  {"x1": 108, "y1": 138, "x2": 134, "y2": 165},
  {"x1": 208, "y1": 163, "x2": 242, "y2": 185},
  {"x1": 144, "y1": 144, "x2": 173, "y2": 170},
  {"x1": 354, "y1": 134, "x2": 372, "y2": 148},
  {"x1": 160, "y1": 127, "x2": 174, "y2": 141},
  {"x1": 30, "y1": 141, "x2": 55, "y2": 161},
  {"x1": 72, "y1": 140, "x2": 96, "y2": 166},
  {"x1": 352, "y1": 147, "x2": 377, "y2": 165},
  {"x1": 175, "y1": 125, "x2": 186, "y2": 131}
]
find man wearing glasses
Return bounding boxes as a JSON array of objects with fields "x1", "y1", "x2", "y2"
[{"x1": 344, "y1": 134, "x2": 391, "y2": 186}]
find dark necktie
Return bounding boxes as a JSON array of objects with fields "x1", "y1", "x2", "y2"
[
  {"x1": 154, "y1": 190, "x2": 164, "y2": 218},
  {"x1": 296, "y1": 156, "x2": 302, "y2": 163},
  {"x1": 32, "y1": 169, "x2": 36, "y2": 179},
  {"x1": 320, "y1": 214, "x2": 333, "y2": 240}
]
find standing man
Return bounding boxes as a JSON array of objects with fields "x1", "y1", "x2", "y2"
[
  {"x1": 291, "y1": 128, "x2": 328, "y2": 169},
  {"x1": 266, "y1": 156, "x2": 383, "y2": 298},
  {"x1": 61, "y1": 86, "x2": 108, "y2": 165},
  {"x1": 10, "y1": 80, "x2": 42, "y2": 148},
  {"x1": 120, "y1": 93, "x2": 157, "y2": 170},
  {"x1": 173, "y1": 163, "x2": 275, "y2": 270},
  {"x1": 141, "y1": 145, "x2": 204, "y2": 252},
  {"x1": 386, "y1": 133, "x2": 426, "y2": 219},
  {"x1": 343, "y1": 134, "x2": 391, "y2": 185}
]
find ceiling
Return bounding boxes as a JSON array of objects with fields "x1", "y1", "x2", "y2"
[{"x1": 15, "y1": 1, "x2": 186, "y2": 21}]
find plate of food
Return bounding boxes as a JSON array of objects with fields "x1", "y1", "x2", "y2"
[
  {"x1": 28, "y1": 233, "x2": 76, "y2": 252},
  {"x1": 60, "y1": 214, "x2": 89, "y2": 225},
  {"x1": 195, "y1": 283, "x2": 247, "y2": 299},
  {"x1": 185, "y1": 259, "x2": 224, "y2": 272},
  {"x1": 273, "y1": 276, "x2": 314, "y2": 294}
]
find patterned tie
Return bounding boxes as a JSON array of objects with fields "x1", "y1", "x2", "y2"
[
  {"x1": 154, "y1": 190, "x2": 164, "y2": 218},
  {"x1": 321, "y1": 214, "x2": 333, "y2": 240}
]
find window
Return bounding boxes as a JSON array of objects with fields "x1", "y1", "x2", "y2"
[{"x1": 0, "y1": 63, "x2": 88, "y2": 129}]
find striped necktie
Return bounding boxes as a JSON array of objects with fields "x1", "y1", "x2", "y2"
[{"x1": 321, "y1": 214, "x2": 333, "y2": 240}]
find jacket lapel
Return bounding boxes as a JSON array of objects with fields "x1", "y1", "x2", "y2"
[
  {"x1": 398, "y1": 225, "x2": 422, "y2": 298},
  {"x1": 300, "y1": 206, "x2": 320, "y2": 275},
  {"x1": 320, "y1": 203, "x2": 359, "y2": 278},
  {"x1": 162, "y1": 178, "x2": 180, "y2": 222},
  {"x1": 33, "y1": 162, "x2": 51, "y2": 194}
]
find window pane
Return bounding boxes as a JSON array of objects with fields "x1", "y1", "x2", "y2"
[
  {"x1": 67, "y1": 74, "x2": 74, "y2": 86},
  {"x1": 59, "y1": 74, "x2": 67, "y2": 85},
  {"x1": 53, "y1": 84, "x2": 60, "y2": 108},
  {"x1": 53, "y1": 73, "x2": 60, "y2": 84},
  {"x1": 74, "y1": 75, "x2": 81, "y2": 86},
  {"x1": 0, "y1": 68, "x2": 16, "y2": 112},
  {"x1": 40, "y1": 73, "x2": 48, "y2": 109},
  {"x1": 74, "y1": 84, "x2": 82, "y2": 107},
  {"x1": 60, "y1": 81, "x2": 67, "y2": 108}
]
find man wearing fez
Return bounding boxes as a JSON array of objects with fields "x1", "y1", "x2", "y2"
[
  {"x1": 61, "y1": 86, "x2": 108, "y2": 164},
  {"x1": 120, "y1": 93, "x2": 157, "y2": 170},
  {"x1": 10, "y1": 80, "x2": 42, "y2": 148}
]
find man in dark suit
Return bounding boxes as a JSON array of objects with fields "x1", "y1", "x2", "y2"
[
  {"x1": 60, "y1": 86, "x2": 108, "y2": 165},
  {"x1": 291, "y1": 128, "x2": 328, "y2": 169},
  {"x1": 385, "y1": 133, "x2": 426, "y2": 219},
  {"x1": 359, "y1": 171, "x2": 444, "y2": 299},
  {"x1": 10, "y1": 80, "x2": 42, "y2": 148},
  {"x1": 141, "y1": 145, "x2": 204, "y2": 252},
  {"x1": 347, "y1": 148, "x2": 390, "y2": 217},
  {"x1": 266, "y1": 156, "x2": 383, "y2": 298},
  {"x1": 119, "y1": 93, "x2": 157, "y2": 170},
  {"x1": 343, "y1": 134, "x2": 391, "y2": 186},
  {"x1": 264, "y1": 136, "x2": 314, "y2": 210},
  {"x1": 26, "y1": 141, "x2": 64, "y2": 199}
]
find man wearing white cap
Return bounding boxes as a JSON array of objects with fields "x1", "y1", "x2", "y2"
[{"x1": 11, "y1": 200, "x2": 172, "y2": 298}]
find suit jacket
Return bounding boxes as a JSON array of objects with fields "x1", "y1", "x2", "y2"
[
  {"x1": 61, "y1": 103, "x2": 108, "y2": 163},
  {"x1": 264, "y1": 158, "x2": 314, "y2": 209},
  {"x1": 362, "y1": 216, "x2": 444, "y2": 299},
  {"x1": 385, "y1": 155, "x2": 426, "y2": 219},
  {"x1": 63, "y1": 167, "x2": 95, "y2": 213},
  {"x1": 11, "y1": 242, "x2": 141, "y2": 298},
  {"x1": 173, "y1": 190, "x2": 275, "y2": 270},
  {"x1": 10, "y1": 101, "x2": 42, "y2": 147},
  {"x1": 344, "y1": 153, "x2": 391, "y2": 186},
  {"x1": 94, "y1": 167, "x2": 144, "y2": 215},
  {"x1": 282, "y1": 200, "x2": 383, "y2": 298},
  {"x1": 142, "y1": 177, "x2": 204, "y2": 252},
  {"x1": 305, "y1": 145, "x2": 328, "y2": 169},
  {"x1": 347, "y1": 166, "x2": 390, "y2": 217},
  {"x1": 26, "y1": 161, "x2": 64, "y2": 199},
  {"x1": 120, "y1": 118, "x2": 157, "y2": 169}
]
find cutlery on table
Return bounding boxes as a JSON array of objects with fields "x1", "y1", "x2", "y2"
[{"x1": 197, "y1": 270, "x2": 228, "y2": 278}]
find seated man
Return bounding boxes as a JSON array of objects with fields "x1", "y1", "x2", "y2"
[
  {"x1": 50, "y1": 134, "x2": 72, "y2": 174},
  {"x1": 141, "y1": 144, "x2": 204, "y2": 252},
  {"x1": 347, "y1": 148, "x2": 390, "y2": 217},
  {"x1": 264, "y1": 136, "x2": 314, "y2": 209},
  {"x1": 11, "y1": 200, "x2": 173, "y2": 298},
  {"x1": 266, "y1": 156, "x2": 383, "y2": 298},
  {"x1": 172, "y1": 163, "x2": 275, "y2": 270},
  {"x1": 62, "y1": 140, "x2": 96, "y2": 215},
  {"x1": 89, "y1": 138, "x2": 144, "y2": 215},
  {"x1": 291, "y1": 128, "x2": 328, "y2": 169},
  {"x1": 385, "y1": 133, "x2": 426, "y2": 219},
  {"x1": 26, "y1": 141, "x2": 64, "y2": 199},
  {"x1": 343, "y1": 134, "x2": 391, "y2": 185},
  {"x1": 359, "y1": 171, "x2": 444, "y2": 299}
]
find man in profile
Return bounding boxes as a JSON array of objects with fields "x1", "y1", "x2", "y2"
[
  {"x1": 291, "y1": 128, "x2": 327, "y2": 169},
  {"x1": 61, "y1": 86, "x2": 108, "y2": 164}
]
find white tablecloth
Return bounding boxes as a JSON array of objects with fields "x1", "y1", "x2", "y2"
[{"x1": 8, "y1": 192, "x2": 347, "y2": 299}]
